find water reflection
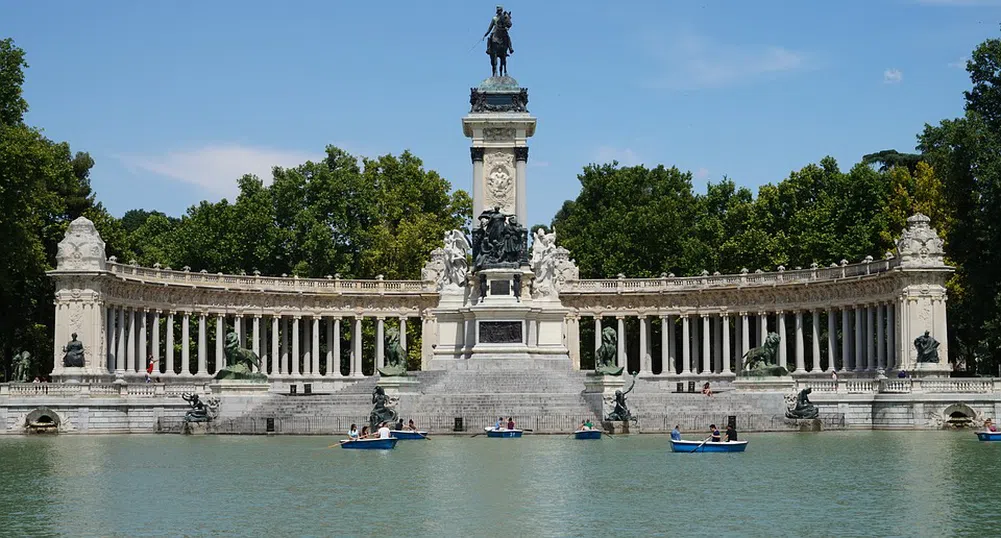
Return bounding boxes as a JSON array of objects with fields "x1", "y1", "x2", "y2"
[{"x1": 1, "y1": 431, "x2": 1001, "y2": 537}]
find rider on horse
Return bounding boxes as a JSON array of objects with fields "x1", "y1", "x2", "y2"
[{"x1": 484, "y1": 5, "x2": 514, "y2": 58}]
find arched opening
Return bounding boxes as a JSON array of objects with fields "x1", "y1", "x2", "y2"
[
  {"x1": 941, "y1": 403, "x2": 977, "y2": 429},
  {"x1": 24, "y1": 408, "x2": 61, "y2": 434}
]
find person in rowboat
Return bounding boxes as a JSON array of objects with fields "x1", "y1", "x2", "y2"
[
  {"x1": 985, "y1": 418, "x2": 997, "y2": 432},
  {"x1": 584, "y1": 419, "x2": 593, "y2": 430},
  {"x1": 494, "y1": 417, "x2": 504, "y2": 431},
  {"x1": 407, "y1": 419, "x2": 417, "y2": 431},
  {"x1": 377, "y1": 421, "x2": 392, "y2": 439},
  {"x1": 348, "y1": 423, "x2": 359, "y2": 440},
  {"x1": 709, "y1": 424, "x2": 721, "y2": 442},
  {"x1": 359, "y1": 425, "x2": 370, "y2": 439},
  {"x1": 725, "y1": 424, "x2": 738, "y2": 442},
  {"x1": 671, "y1": 425, "x2": 682, "y2": 441},
  {"x1": 394, "y1": 418, "x2": 404, "y2": 430},
  {"x1": 507, "y1": 417, "x2": 515, "y2": 430}
]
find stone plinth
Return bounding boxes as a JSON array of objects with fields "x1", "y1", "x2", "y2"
[
  {"x1": 602, "y1": 420, "x2": 636, "y2": 435},
  {"x1": 912, "y1": 362, "x2": 952, "y2": 378},
  {"x1": 377, "y1": 376, "x2": 420, "y2": 396},
  {"x1": 209, "y1": 380, "x2": 271, "y2": 395},
  {"x1": 584, "y1": 374, "x2": 624, "y2": 396}
]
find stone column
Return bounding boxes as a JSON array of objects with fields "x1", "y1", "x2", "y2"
[
  {"x1": 794, "y1": 310, "x2": 805, "y2": 373},
  {"x1": 252, "y1": 315, "x2": 261, "y2": 373},
  {"x1": 165, "y1": 311, "x2": 175, "y2": 376},
  {"x1": 281, "y1": 316, "x2": 289, "y2": 375},
  {"x1": 876, "y1": 304, "x2": 886, "y2": 370},
  {"x1": 866, "y1": 304, "x2": 876, "y2": 371},
  {"x1": 841, "y1": 307, "x2": 851, "y2": 371},
  {"x1": 116, "y1": 307, "x2": 126, "y2": 374},
  {"x1": 638, "y1": 316, "x2": 650, "y2": 374},
  {"x1": 854, "y1": 306, "x2": 864, "y2": 372},
  {"x1": 515, "y1": 146, "x2": 528, "y2": 224},
  {"x1": 260, "y1": 316, "x2": 269, "y2": 375},
  {"x1": 594, "y1": 316, "x2": 602, "y2": 354},
  {"x1": 352, "y1": 317, "x2": 364, "y2": 377},
  {"x1": 235, "y1": 315, "x2": 244, "y2": 348},
  {"x1": 376, "y1": 317, "x2": 386, "y2": 370},
  {"x1": 811, "y1": 309, "x2": 821, "y2": 372},
  {"x1": 197, "y1": 313, "x2": 207, "y2": 376},
  {"x1": 152, "y1": 310, "x2": 161, "y2": 374},
  {"x1": 713, "y1": 316, "x2": 722, "y2": 374},
  {"x1": 181, "y1": 311, "x2": 191, "y2": 376},
  {"x1": 826, "y1": 308, "x2": 836, "y2": 372},
  {"x1": 721, "y1": 314, "x2": 732, "y2": 374},
  {"x1": 271, "y1": 316, "x2": 280, "y2": 376},
  {"x1": 934, "y1": 296, "x2": 949, "y2": 362},
  {"x1": 681, "y1": 315, "x2": 691, "y2": 375},
  {"x1": 301, "y1": 318, "x2": 311, "y2": 376},
  {"x1": 701, "y1": 314, "x2": 711, "y2": 374},
  {"x1": 758, "y1": 312, "x2": 767, "y2": 346},
  {"x1": 138, "y1": 309, "x2": 148, "y2": 371},
  {"x1": 616, "y1": 316, "x2": 626, "y2": 370},
  {"x1": 470, "y1": 148, "x2": 484, "y2": 218},
  {"x1": 332, "y1": 317, "x2": 343, "y2": 377},
  {"x1": 661, "y1": 316, "x2": 673, "y2": 375},
  {"x1": 312, "y1": 316, "x2": 321, "y2": 376},
  {"x1": 777, "y1": 311, "x2": 788, "y2": 370},
  {"x1": 399, "y1": 317, "x2": 408, "y2": 355},
  {"x1": 325, "y1": 317, "x2": 334, "y2": 377},
  {"x1": 215, "y1": 315, "x2": 225, "y2": 372},
  {"x1": 291, "y1": 316, "x2": 301, "y2": 376},
  {"x1": 892, "y1": 304, "x2": 900, "y2": 370},
  {"x1": 105, "y1": 306, "x2": 114, "y2": 372},
  {"x1": 126, "y1": 308, "x2": 136, "y2": 373},
  {"x1": 740, "y1": 313, "x2": 750, "y2": 373}
]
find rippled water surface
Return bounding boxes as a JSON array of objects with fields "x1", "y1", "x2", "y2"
[{"x1": 2, "y1": 431, "x2": 1001, "y2": 537}]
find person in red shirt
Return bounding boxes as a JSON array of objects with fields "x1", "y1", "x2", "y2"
[{"x1": 145, "y1": 355, "x2": 155, "y2": 383}]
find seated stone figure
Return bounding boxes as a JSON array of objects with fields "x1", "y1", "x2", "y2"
[
  {"x1": 594, "y1": 327, "x2": 624, "y2": 376},
  {"x1": 377, "y1": 327, "x2": 407, "y2": 377},
  {"x1": 785, "y1": 388, "x2": 820, "y2": 419},
  {"x1": 62, "y1": 333, "x2": 85, "y2": 368}
]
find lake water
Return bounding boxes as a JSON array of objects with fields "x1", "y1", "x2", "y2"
[{"x1": 2, "y1": 431, "x2": 1000, "y2": 537}]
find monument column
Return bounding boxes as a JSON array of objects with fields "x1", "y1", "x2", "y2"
[
  {"x1": 777, "y1": 311, "x2": 788, "y2": 370},
  {"x1": 661, "y1": 315, "x2": 673, "y2": 375},
  {"x1": 215, "y1": 315, "x2": 225, "y2": 371},
  {"x1": 115, "y1": 307, "x2": 126, "y2": 374},
  {"x1": 271, "y1": 316, "x2": 280, "y2": 376},
  {"x1": 152, "y1": 310, "x2": 161, "y2": 374},
  {"x1": 854, "y1": 305, "x2": 864, "y2": 372},
  {"x1": 866, "y1": 304, "x2": 876, "y2": 371},
  {"x1": 126, "y1": 308, "x2": 136, "y2": 374},
  {"x1": 312, "y1": 316, "x2": 321, "y2": 376},
  {"x1": 812, "y1": 309, "x2": 821, "y2": 372},
  {"x1": 165, "y1": 311, "x2": 175, "y2": 376},
  {"x1": 291, "y1": 316, "x2": 301, "y2": 376},
  {"x1": 399, "y1": 317, "x2": 408, "y2": 355},
  {"x1": 515, "y1": 148, "x2": 528, "y2": 224},
  {"x1": 376, "y1": 317, "x2": 386, "y2": 370},
  {"x1": 887, "y1": 304, "x2": 896, "y2": 370},
  {"x1": 301, "y1": 318, "x2": 310, "y2": 376},
  {"x1": 740, "y1": 312, "x2": 750, "y2": 373},
  {"x1": 794, "y1": 310, "x2": 805, "y2": 373},
  {"x1": 876, "y1": 304, "x2": 886, "y2": 370},
  {"x1": 701, "y1": 314, "x2": 711, "y2": 375},
  {"x1": 842, "y1": 307, "x2": 851, "y2": 371},
  {"x1": 252, "y1": 315, "x2": 261, "y2": 373},
  {"x1": 721, "y1": 314, "x2": 732, "y2": 374},
  {"x1": 197, "y1": 313, "x2": 207, "y2": 376},
  {"x1": 827, "y1": 308, "x2": 837, "y2": 372},
  {"x1": 181, "y1": 311, "x2": 191, "y2": 376},
  {"x1": 332, "y1": 317, "x2": 342, "y2": 377},
  {"x1": 638, "y1": 315, "x2": 650, "y2": 374},
  {"x1": 138, "y1": 309, "x2": 147, "y2": 371},
  {"x1": 681, "y1": 315, "x2": 691, "y2": 375},
  {"x1": 470, "y1": 148, "x2": 484, "y2": 218},
  {"x1": 325, "y1": 317, "x2": 334, "y2": 377},
  {"x1": 713, "y1": 316, "x2": 722, "y2": 374},
  {"x1": 615, "y1": 316, "x2": 626, "y2": 371},
  {"x1": 758, "y1": 311, "x2": 767, "y2": 346},
  {"x1": 352, "y1": 317, "x2": 364, "y2": 377},
  {"x1": 281, "y1": 316, "x2": 289, "y2": 375}
]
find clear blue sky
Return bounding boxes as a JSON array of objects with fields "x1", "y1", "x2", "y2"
[{"x1": 6, "y1": 1, "x2": 1000, "y2": 228}]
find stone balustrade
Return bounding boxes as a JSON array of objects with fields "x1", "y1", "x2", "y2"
[
  {"x1": 794, "y1": 377, "x2": 998, "y2": 395},
  {"x1": 0, "y1": 382, "x2": 209, "y2": 397}
]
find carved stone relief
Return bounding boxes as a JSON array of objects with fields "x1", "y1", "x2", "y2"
[{"x1": 483, "y1": 151, "x2": 516, "y2": 213}]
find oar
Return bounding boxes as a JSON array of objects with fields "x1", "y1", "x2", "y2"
[
  {"x1": 692, "y1": 437, "x2": 711, "y2": 453},
  {"x1": 417, "y1": 432, "x2": 431, "y2": 440},
  {"x1": 603, "y1": 431, "x2": 615, "y2": 439}
]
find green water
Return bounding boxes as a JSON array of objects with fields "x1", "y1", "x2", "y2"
[{"x1": 1, "y1": 431, "x2": 1000, "y2": 537}]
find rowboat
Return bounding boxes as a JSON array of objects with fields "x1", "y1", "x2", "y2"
[
  {"x1": 669, "y1": 439, "x2": 748, "y2": 453},
  {"x1": 484, "y1": 427, "x2": 523, "y2": 438},
  {"x1": 390, "y1": 430, "x2": 428, "y2": 440},
  {"x1": 573, "y1": 429, "x2": 601, "y2": 440},
  {"x1": 976, "y1": 431, "x2": 1001, "y2": 442},
  {"x1": 340, "y1": 438, "x2": 398, "y2": 450}
]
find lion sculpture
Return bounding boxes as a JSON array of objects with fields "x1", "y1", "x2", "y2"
[
  {"x1": 215, "y1": 332, "x2": 267, "y2": 381},
  {"x1": 740, "y1": 332, "x2": 788, "y2": 377}
]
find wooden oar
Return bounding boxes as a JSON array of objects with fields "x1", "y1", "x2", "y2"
[
  {"x1": 692, "y1": 436, "x2": 711, "y2": 453},
  {"x1": 417, "y1": 431, "x2": 431, "y2": 440}
]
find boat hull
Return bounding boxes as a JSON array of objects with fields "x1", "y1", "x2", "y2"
[
  {"x1": 573, "y1": 430, "x2": 602, "y2": 440},
  {"x1": 670, "y1": 439, "x2": 748, "y2": 453},
  {"x1": 484, "y1": 428, "x2": 523, "y2": 438},
  {"x1": 976, "y1": 431, "x2": 1001, "y2": 442},
  {"x1": 389, "y1": 430, "x2": 428, "y2": 440},
  {"x1": 341, "y1": 438, "x2": 398, "y2": 450}
]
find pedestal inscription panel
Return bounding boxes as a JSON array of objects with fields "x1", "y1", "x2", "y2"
[{"x1": 479, "y1": 321, "x2": 523, "y2": 344}]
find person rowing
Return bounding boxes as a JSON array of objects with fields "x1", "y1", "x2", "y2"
[
  {"x1": 406, "y1": 419, "x2": 418, "y2": 431},
  {"x1": 709, "y1": 424, "x2": 721, "y2": 442}
]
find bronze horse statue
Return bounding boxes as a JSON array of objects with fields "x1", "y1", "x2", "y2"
[{"x1": 484, "y1": 9, "x2": 513, "y2": 77}]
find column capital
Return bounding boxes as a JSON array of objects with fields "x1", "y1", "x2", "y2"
[
  {"x1": 376, "y1": 316, "x2": 386, "y2": 321},
  {"x1": 614, "y1": 315, "x2": 625, "y2": 320},
  {"x1": 637, "y1": 314, "x2": 647, "y2": 320},
  {"x1": 253, "y1": 313, "x2": 262, "y2": 319},
  {"x1": 332, "y1": 315, "x2": 343, "y2": 321},
  {"x1": 514, "y1": 146, "x2": 529, "y2": 162},
  {"x1": 292, "y1": 315, "x2": 302, "y2": 320},
  {"x1": 699, "y1": 312, "x2": 709, "y2": 319},
  {"x1": 470, "y1": 146, "x2": 484, "y2": 163}
]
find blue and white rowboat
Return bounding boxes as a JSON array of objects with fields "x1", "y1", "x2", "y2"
[
  {"x1": 484, "y1": 427, "x2": 523, "y2": 438},
  {"x1": 390, "y1": 430, "x2": 428, "y2": 440},
  {"x1": 341, "y1": 438, "x2": 399, "y2": 450},
  {"x1": 976, "y1": 431, "x2": 1001, "y2": 442},
  {"x1": 669, "y1": 439, "x2": 748, "y2": 453},
  {"x1": 573, "y1": 429, "x2": 602, "y2": 440}
]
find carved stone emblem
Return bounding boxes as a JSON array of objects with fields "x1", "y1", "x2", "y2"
[
  {"x1": 484, "y1": 151, "x2": 515, "y2": 213},
  {"x1": 895, "y1": 213, "x2": 946, "y2": 268}
]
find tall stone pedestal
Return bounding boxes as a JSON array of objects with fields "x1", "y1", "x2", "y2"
[
  {"x1": 912, "y1": 362, "x2": 952, "y2": 378},
  {"x1": 377, "y1": 376, "x2": 420, "y2": 396}
]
